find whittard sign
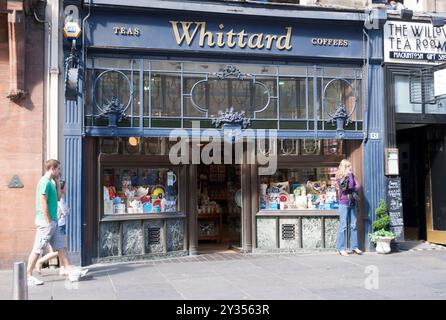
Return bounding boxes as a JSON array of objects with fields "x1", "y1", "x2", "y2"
[{"x1": 384, "y1": 21, "x2": 446, "y2": 64}]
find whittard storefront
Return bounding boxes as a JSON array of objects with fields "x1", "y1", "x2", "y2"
[{"x1": 63, "y1": 2, "x2": 387, "y2": 265}]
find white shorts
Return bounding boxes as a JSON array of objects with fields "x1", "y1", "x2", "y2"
[{"x1": 32, "y1": 221, "x2": 66, "y2": 254}]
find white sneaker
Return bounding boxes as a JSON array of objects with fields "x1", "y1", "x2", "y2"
[
  {"x1": 68, "y1": 268, "x2": 89, "y2": 282},
  {"x1": 27, "y1": 275, "x2": 44, "y2": 286},
  {"x1": 79, "y1": 269, "x2": 89, "y2": 277}
]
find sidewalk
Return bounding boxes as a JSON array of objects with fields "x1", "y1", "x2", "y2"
[{"x1": 1, "y1": 249, "x2": 446, "y2": 300}]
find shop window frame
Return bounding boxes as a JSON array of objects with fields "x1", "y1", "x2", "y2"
[
  {"x1": 84, "y1": 56, "x2": 364, "y2": 138},
  {"x1": 98, "y1": 154, "x2": 185, "y2": 221},
  {"x1": 386, "y1": 64, "x2": 446, "y2": 125},
  {"x1": 257, "y1": 152, "x2": 345, "y2": 214}
]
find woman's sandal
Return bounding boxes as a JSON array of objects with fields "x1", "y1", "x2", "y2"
[
  {"x1": 352, "y1": 248, "x2": 363, "y2": 255},
  {"x1": 338, "y1": 250, "x2": 349, "y2": 256}
]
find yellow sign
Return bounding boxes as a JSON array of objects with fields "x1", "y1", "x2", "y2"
[
  {"x1": 169, "y1": 21, "x2": 292, "y2": 50},
  {"x1": 64, "y1": 22, "x2": 81, "y2": 39}
]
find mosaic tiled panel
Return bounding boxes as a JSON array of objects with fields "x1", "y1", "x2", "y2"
[
  {"x1": 144, "y1": 220, "x2": 165, "y2": 254},
  {"x1": 257, "y1": 218, "x2": 277, "y2": 249},
  {"x1": 279, "y1": 218, "x2": 300, "y2": 249},
  {"x1": 167, "y1": 219, "x2": 185, "y2": 252},
  {"x1": 324, "y1": 217, "x2": 340, "y2": 249},
  {"x1": 122, "y1": 221, "x2": 143, "y2": 255},
  {"x1": 99, "y1": 222, "x2": 120, "y2": 257},
  {"x1": 302, "y1": 217, "x2": 323, "y2": 249}
]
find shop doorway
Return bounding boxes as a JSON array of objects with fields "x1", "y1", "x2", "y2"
[
  {"x1": 196, "y1": 164, "x2": 242, "y2": 252},
  {"x1": 425, "y1": 125, "x2": 446, "y2": 245},
  {"x1": 397, "y1": 124, "x2": 446, "y2": 244}
]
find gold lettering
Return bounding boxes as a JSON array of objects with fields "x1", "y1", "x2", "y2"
[
  {"x1": 238, "y1": 30, "x2": 247, "y2": 48},
  {"x1": 227, "y1": 30, "x2": 236, "y2": 48},
  {"x1": 216, "y1": 31, "x2": 225, "y2": 47},
  {"x1": 248, "y1": 33, "x2": 264, "y2": 49},
  {"x1": 113, "y1": 27, "x2": 119, "y2": 35},
  {"x1": 127, "y1": 28, "x2": 133, "y2": 36},
  {"x1": 276, "y1": 27, "x2": 292, "y2": 50},
  {"x1": 134, "y1": 28, "x2": 140, "y2": 36},
  {"x1": 264, "y1": 34, "x2": 277, "y2": 50},
  {"x1": 120, "y1": 27, "x2": 126, "y2": 35},
  {"x1": 198, "y1": 22, "x2": 216, "y2": 47},
  {"x1": 170, "y1": 21, "x2": 201, "y2": 45}
]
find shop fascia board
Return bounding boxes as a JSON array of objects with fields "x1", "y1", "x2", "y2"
[{"x1": 82, "y1": 0, "x2": 366, "y2": 23}]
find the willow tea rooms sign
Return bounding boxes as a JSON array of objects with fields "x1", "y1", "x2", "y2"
[{"x1": 384, "y1": 21, "x2": 446, "y2": 64}]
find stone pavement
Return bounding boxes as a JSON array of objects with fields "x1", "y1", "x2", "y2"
[{"x1": 1, "y1": 248, "x2": 446, "y2": 300}]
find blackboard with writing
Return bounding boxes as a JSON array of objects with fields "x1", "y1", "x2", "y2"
[{"x1": 387, "y1": 177, "x2": 404, "y2": 241}]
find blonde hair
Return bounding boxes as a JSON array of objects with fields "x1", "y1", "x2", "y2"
[{"x1": 336, "y1": 159, "x2": 351, "y2": 180}]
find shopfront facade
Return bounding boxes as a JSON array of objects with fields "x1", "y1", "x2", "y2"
[
  {"x1": 383, "y1": 17, "x2": 446, "y2": 245},
  {"x1": 63, "y1": 1, "x2": 388, "y2": 265}
]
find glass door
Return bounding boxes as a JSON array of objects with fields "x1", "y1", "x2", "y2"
[{"x1": 425, "y1": 126, "x2": 446, "y2": 245}]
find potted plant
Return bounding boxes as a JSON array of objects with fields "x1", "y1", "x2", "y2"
[{"x1": 369, "y1": 199, "x2": 396, "y2": 254}]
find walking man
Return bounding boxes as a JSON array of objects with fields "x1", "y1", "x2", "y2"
[{"x1": 27, "y1": 159, "x2": 86, "y2": 285}]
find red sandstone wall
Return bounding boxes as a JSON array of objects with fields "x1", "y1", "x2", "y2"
[{"x1": 0, "y1": 13, "x2": 44, "y2": 269}]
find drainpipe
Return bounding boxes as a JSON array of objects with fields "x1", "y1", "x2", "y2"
[
  {"x1": 81, "y1": 0, "x2": 92, "y2": 137},
  {"x1": 35, "y1": 0, "x2": 60, "y2": 161},
  {"x1": 362, "y1": 28, "x2": 370, "y2": 144},
  {"x1": 32, "y1": 3, "x2": 53, "y2": 161}
]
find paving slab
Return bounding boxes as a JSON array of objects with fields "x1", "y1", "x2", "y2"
[{"x1": 2, "y1": 250, "x2": 446, "y2": 300}]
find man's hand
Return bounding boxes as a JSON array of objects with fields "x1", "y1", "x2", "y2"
[{"x1": 40, "y1": 194, "x2": 52, "y2": 226}]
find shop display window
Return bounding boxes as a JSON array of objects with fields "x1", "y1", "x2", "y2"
[
  {"x1": 103, "y1": 167, "x2": 178, "y2": 215},
  {"x1": 259, "y1": 167, "x2": 339, "y2": 211}
]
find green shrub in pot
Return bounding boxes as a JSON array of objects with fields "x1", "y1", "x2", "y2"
[{"x1": 369, "y1": 200, "x2": 396, "y2": 253}]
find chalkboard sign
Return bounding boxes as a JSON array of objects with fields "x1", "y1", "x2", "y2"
[{"x1": 387, "y1": 177, "x2": 404, "y2": 241}]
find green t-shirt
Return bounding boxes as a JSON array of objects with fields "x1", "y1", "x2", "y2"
[{"x1": 35, "y1": 176, "x2": 58, "y2": 224}]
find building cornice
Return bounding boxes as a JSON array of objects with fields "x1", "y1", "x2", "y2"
[{"x1": 82, "y1": 0, "x2": 367, "y2": 23}]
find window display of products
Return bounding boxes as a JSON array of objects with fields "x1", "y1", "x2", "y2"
[
  {"x1": 103, "y1": 168, "x2": 178, "y2": 215},
  {"x1": 260, "y1": 167, "x2": 339, "y2": 211}
]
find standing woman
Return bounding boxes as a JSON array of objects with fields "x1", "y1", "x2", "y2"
[{"x1": 336, "y1": 159, "x2": 362, "y2": 256}]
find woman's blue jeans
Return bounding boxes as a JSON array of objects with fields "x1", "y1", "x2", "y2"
[{"x1": 336, "y1": 204, "x2": 359, "y2": 251}]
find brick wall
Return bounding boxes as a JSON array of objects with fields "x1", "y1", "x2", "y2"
[{"x1": 0, "y1": 13, "x2": 44, "y2": 269}]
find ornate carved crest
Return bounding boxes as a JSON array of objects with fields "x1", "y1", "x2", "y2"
[
  {"x1": 99, "y1": 96, "x2": 127, "y2": 125},
  {"x1": 212, "y1": 107, "x2": 251, "y2": 129},
  {"x1": 215, "y1": 65, "x2": 245, "y2": 80},
  {"x1": 329, "y1": 102, "x2": 351, "y2": 127}
]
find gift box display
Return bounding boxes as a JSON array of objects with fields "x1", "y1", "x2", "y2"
[
  {"x1": 103, "y1": 168, "x2": 178, "y2": 215},
  {"x1": 259, "y1": 167, "x2": 339, "y2": 211}
]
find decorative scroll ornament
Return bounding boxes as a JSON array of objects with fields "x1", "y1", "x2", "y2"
[
  {"x1": 215, "y1": 65, "x2": 245, "y2": 80},
  {"x1": 212, "y1": 107, "x2": 251, "y2": 129},
  {"x1": 323, "y1": 78, "x2": 357, "y2": 140},
  {"x1": 302, "y1": 139, "x2": 321, "y2": 155},
  {"x1": 99, "y1": 96, "x2": 127, "y2": 128}
]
